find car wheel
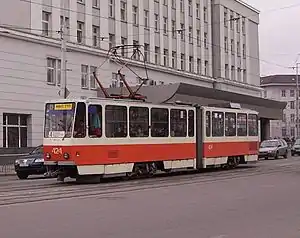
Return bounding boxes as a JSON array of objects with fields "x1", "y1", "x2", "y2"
[
  {"x1": 17, "y1": 172, "x2": 28, "y2": 180},
  {"x1": 283, "y1": 150, "x2": 288, "y2": 159},
  {"x1": 274, "y1": 152, "x2": 279, "y2": 159},
  {"x1": 291, "y1": 152, "x2": 295, "y2": 156},
  {"x1": 265, "y1": 157, "x2": 268, "y2": 160}
]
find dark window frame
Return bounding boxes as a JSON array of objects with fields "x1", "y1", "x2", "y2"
[
  {"x1": 225, "y1": 112, "x2": 236, "y2": 137},
  {"x1": 151, "y1": 107, "x2": 169, "y2": 137},
  {"x1": 105, "y1": 105, "x2": 128, "y2": 138},
  {"x1": 206, "y1": 111, "x2": 211, "y2": 137},
  {"x1": 129, "y1": 106, "x2": 149, "y2": 138},
  {"x1": 212, "y1": 111, "x2": 224, "y2": 137},
  {"x1": 170, "y1": 109, "x2": 187, "y2": 137},
  {"x1": 188, "y1": 110, "x2": 195, "y2": 137}
]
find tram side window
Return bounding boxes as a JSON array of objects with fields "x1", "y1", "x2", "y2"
[
  {"x1": 206, "y1": 111, "x2": 211, "y2": 137},
  {"x1": 212, "y1": 111, "x2": 224, "y2": 137},
  {"x1": 237, "y1": 113, "x2": 247, "y2": 136},
  {"x1": 248, "y1": 114, "x2": 258, "y2": 136},
  {"x1": 129, "y1": 107, "x2": 149, "y2": 137},
  {"x1": 88, "y1": 105, "x2": 102, "y2": 138},
  {"x1": 170, "y1": 109, "x2": 187, "y2": 137},
  {"x1": 73, "y1": 102, "x2": 86, "y2": 138},
  {"x1": 151, "y1": 108, "x2": 169, "y2": 137},
  {"x1": 225, "y1": 112, "x2": 236, "y2": 137},
  {"x1": 105, "y1": 105, "x2": 127, "y2": 138},
  {"x1": 188, "y1": 110, "x2": 195, "y2": 137}
]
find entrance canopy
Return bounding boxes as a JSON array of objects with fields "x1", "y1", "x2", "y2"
[{"x1": 97, "y1": 83, "x2": 286, "y2": 120}]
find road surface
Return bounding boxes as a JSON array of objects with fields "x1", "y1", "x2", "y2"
[{"x1": 0, "y1": 157, "x2": 300, "y2": 238}]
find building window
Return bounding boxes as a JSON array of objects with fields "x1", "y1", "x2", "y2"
[
  {"x1": 290, "y1": 101, "x2": 295, "y2": 109},
  {"x1": 231, "y1": 66, "x2": 235, "y2": 80},
  {"x1": 171, "y1": 0, "x2": 176, "y2": 8},
  {"x1": 109, "y1": 0, "x2": 115, "y2": 18},
  {"x1": 189, "y1": 27, "x2": 193, "y2": 44},
  {"x1": 172, "y1": 20, "x2": 176, "y2": 38},
  {"x1": 231, "y1": 39, "x2": 234, "y2": 55},
  {"x1": 224, "y1": 37, "x2": 228, "y2": 52},
  {"x1": 163, "y1": 17, "x2": 168, "y2": 34},
  {"x1": 144, "y1": 10, "x2": 149, "y2": 28},
  {"x1": 242, "y1": 17, "x2": 245, "y2": 34},
  {"x1": 230, "y1": 12, "x2": 234, "y2": 30},
  {"x1": 133, "y1": 40, "x2": 139, "y2": 60},
  {"x1": 197, "y1": 58, "x2": 201, "y2": 74},
  {"x1": 236, "y1": 14, "x2": 240, "y2": 32},
  {"x1": 225, "y1": 64, "x2": 229, "y2": 78},
  {"x1": 109, "y1": 34, "x2": 115, "y2": 49},
  {"x1": 224, "y1": 8, "x2": 228, "y2": 27},
  {"x1": 237, "y1": 41, "x2": 240, "y2": 57},
  {"x1": 46, "y1": 58, "x2": 61, "y2": 85},
  {"x1": 281, "y1": 90, "x2": 286, "y2": 97},
  {"x1": 204, "y1": 61, "x2": 208, "y2": 76},
  {"x1": 237, "y1": 68, "x2": 241, "y2": 81},
  {"x1": 144, "y1": 43, "x2": 149, "y2": 62},
  {"x1": 3, "y1": 113, "x2": 28, "y2": 148},
  {"x1": 77, "y1": 21, "x2": 84, "y2": 43},
  {"x1": 133, "y1": 6, "x2": 138, "y2": 25},
  {"x1": 81, "y1": 64, "x2": 88, "y2": 88},
  {"x1": 172, "y1": 51, "x2": 176, "y2": 68},
  {"x1": 181, "y1": 54, "x2": 185, "y2": 70},
  {"x1": 92, "y1": 26, "x2": 100, "y2": 47},
  {"x1": 282, "y1": 127, "x2": 287, "y2": 137},
  {"x1": 155, "y1": 47, "x2": 160, "y2": 64},
  {"x1": 155, "y1": 14, "x2": 159, "y2": 32},
  {"x1": 120, "y1": 1, "x2": 127, "y2": 21},
  {"x1": 42, "y1": 11, "x2": 51, "y2": 36},
  {"x1": 180, "y1": 24, "x2": 185, "y2": 41},
  {"x1": 188, "y1": 0, "x2": 192, "y2": 16},
  {"x1": 163, "y1": 49, "x2": 168, "y2": 67},
  {"x1": 243, "y1": 69, "x2": 247, "y2": 83},
  {"x1": 90, "y1": 66, "x2": 97, "y2": 89},
  {"x1": 93, "y1": 0, "x2": 99, "y2": 8},
  {"x1": 291, "y1": 89, "x2": 295, "y2": 97},
  {"x1": 291, "y1": 114, "x2": 295, "y2": 122},
  {"x1": 60, "y1": 16, "x2": 70, "y2": 40},
  {"x1": 204, "y1": 33, "x2": 208, "y2": 48},
  {"x1": 196, "y1": 4, "x2": 200, "y2": 18},
  {"x1": 121, "y1": 37, "x2": 127, "y2": 56},
  {"x1": 291, "y1": 127, "x2": 295, "y2": 137},
  {"x1": 242, "y1": 44, "x2": 246, "y2": 58},
  {"x1": 189, "y1": 56, "x2": 193, "y2": 72},
  {"x1": 197, "y1": 30, "x2": 200, "y2": 46},
  {"x1": 180, "y1": 0, "x2": 184, "y2": 12},
  {"x1": 204, "y1": 7, "x2": 207, "y2": 22}
]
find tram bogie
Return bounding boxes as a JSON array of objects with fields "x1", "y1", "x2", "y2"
[{"x1": 43, "y1": 97, "x2": 259, "y2": 182}]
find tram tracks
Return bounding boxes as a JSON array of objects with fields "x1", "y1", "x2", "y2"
[{"x1": 0, "y1": 162, "x2": 299, "y2": 207}]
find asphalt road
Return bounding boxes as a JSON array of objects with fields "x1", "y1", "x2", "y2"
[{"x1": 0, "y1": 157, "x2": 300, "y2": 238}]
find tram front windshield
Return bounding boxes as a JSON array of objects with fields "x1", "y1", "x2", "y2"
[{"x1": 44, "y1": 102, "x2": 76, "y2": 138}]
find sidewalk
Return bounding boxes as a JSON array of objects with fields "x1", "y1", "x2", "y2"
[{"x1": 0, "y1": 164, "x2": 16, "y2": 176}]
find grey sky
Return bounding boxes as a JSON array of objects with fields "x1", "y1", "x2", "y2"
[{"x1": 245, "y1": 0, "x2": 300, "y2": 76}]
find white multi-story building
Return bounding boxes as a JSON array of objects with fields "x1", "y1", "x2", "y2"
[
  {"x1": 261, "y1": 75, "x2": 298, "y2": 138},
  {"x1": 0, "y1": 0, "x2": 264, "y2": 149}
]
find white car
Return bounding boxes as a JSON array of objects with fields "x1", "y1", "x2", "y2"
[{"x1": 259, "y1": 139, "x2": 288, "y2": 160}]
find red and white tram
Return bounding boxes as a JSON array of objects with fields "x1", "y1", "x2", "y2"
[{"x1": 43, "y1": 97, "x2": 260, "y2": 182}]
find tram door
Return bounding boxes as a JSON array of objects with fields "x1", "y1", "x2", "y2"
[{"x1": 195, "y1": 107, "x2": 204, "y2": 169}]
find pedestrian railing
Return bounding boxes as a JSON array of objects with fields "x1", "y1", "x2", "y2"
[{"x1": 0, "y1": 164, "x2": 15, "y2": 176}]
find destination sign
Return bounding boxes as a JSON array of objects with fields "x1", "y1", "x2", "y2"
[{"x1": 54, "y1": 103, "x2": 74, "y2": 110}]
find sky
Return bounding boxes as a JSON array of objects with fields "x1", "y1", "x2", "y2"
[{"x1": 244, "y1": 0, "x2": 300, "y2": 76}]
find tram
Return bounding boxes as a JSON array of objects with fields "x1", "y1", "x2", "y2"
[{"x1": 43, "y1": 97, "x2": 259, "y2": 182}]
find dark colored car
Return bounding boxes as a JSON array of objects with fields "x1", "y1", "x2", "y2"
[
  {"x1": 258, "y1": 139, "x2": 288, "y2": 160},
  {"x1": 14, "y1": 145, "x2": 47, "y2": 179},
  {"x1": 291, "y1": 139, "x2": 300, "y2": 156}
]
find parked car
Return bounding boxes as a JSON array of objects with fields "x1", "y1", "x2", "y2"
[
  {"x1": 291, "y1": 139, "x2": 300, "y2": 156},
  {"x1": 14, "y1": 145, "x2": 47, "y2": 179},
  {"x1": 258, "y1": 139, "x2": 288, "y2": 160}
]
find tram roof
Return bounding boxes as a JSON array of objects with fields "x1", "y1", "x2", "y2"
[{"x1": 97, "y1": 83, "x2": 286, "y2": 120}]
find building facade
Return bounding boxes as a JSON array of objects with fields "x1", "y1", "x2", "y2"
[
  {"x1": 261, "y1": 75, "x2": 298, "y2": 138},
  {"x1": 0, "y1": 0, "x2": 263, "y2": 149}
]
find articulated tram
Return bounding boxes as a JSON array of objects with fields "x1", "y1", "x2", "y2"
[{"x1": 43, "y1": 97, "x2": 259, "y2": 182}]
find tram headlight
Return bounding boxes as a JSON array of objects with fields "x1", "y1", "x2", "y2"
[
  {"x1": 46, "y1": 153, "x2": 51, "y2": 159},
  {"x1": 63, "y1": 152, "x2": 70, "y2": 160}
]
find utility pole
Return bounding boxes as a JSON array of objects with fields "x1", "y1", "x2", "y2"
[
  {"x1": 60, "y1": 0, "x2": 67, "y2": 99},
  {"x1": 295, "y1": 63, "x2": 299, "y2": 138}
]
